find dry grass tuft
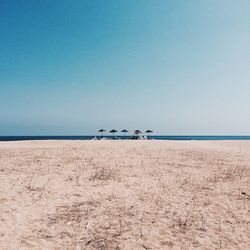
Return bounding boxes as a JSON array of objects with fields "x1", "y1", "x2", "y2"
[
  {"x1": 171, "y1": 205, "x2": 206, "y2": 234},
  {"x1": 89, "y1": 167, "x2": 117, "y2": 182},
  {"x1": 208, "y1": 165, "x2": 246, "y2": 183}
]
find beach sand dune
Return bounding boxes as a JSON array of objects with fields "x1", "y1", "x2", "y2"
[{"x1": 0, "y1": 140, "x2": 249, "y2": 249}]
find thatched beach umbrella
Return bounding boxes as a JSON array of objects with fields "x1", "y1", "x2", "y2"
[
  {"x1": 98, "y1": 129, "x2": 106, "y2": 137},
  {"x1": 110, "y1": 129, "x2": 117, "y2": 137},
  {"x1": 145, "y1": 130, "x2": 153, "y2": 136},
  {"x1": 121, "y1": 129, "x2": 128, "y2": 137},
  {"x1": 134, "y1": 130, "x2": 142, "y2": 135}
]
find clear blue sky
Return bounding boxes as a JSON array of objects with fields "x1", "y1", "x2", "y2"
[{"x1": 0, "y1": 0, "x2": 249, "y2": 135}]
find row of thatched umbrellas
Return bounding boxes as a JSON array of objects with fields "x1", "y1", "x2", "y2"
[{"x1": 98, "y1": 129, "x2": 153, "y2": 137}]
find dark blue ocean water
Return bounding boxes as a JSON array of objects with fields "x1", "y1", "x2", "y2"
[{"x1": 0, "y1": 135, "x2": 250, "y2": 141}]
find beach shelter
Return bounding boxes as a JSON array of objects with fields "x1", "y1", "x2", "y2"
[
  {"x1": 134, "y1": 130, "x2": 142, "y2": 135},
  {"x1": 133, "y1": 130, "x2": 142, "y2": 139},
  {"x1": 145, "y1": 130, "x2": 153, "y2": 136},
  {"x1": 145, "y1": 130, "x2": 153, "y2": 139},
  {"x1": 98, "y1": 129, "x2": 106, "y2": 137},
  {"x1": 110, "y1": 129, "x2": 117, "y2": 137},
  {"x1": 121, "y1": 129, "x2": 128, "y2": 137}
]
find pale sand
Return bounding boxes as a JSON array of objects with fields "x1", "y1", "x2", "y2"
[{"x1": 0, "y1": 140, "x2": 249, "y2": 250}]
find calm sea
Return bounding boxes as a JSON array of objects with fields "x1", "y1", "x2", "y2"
[{"x1": 0, "y1": 136, "x2": 250, "y2": 141}]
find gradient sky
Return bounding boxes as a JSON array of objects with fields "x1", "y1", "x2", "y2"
[{"x1": 0, "y1": 0, "x2": 249, "y2": 135}]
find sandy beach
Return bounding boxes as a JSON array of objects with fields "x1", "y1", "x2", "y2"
[{"x1": 0, "y1": 140, "x2": 249, "y2": 249}]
